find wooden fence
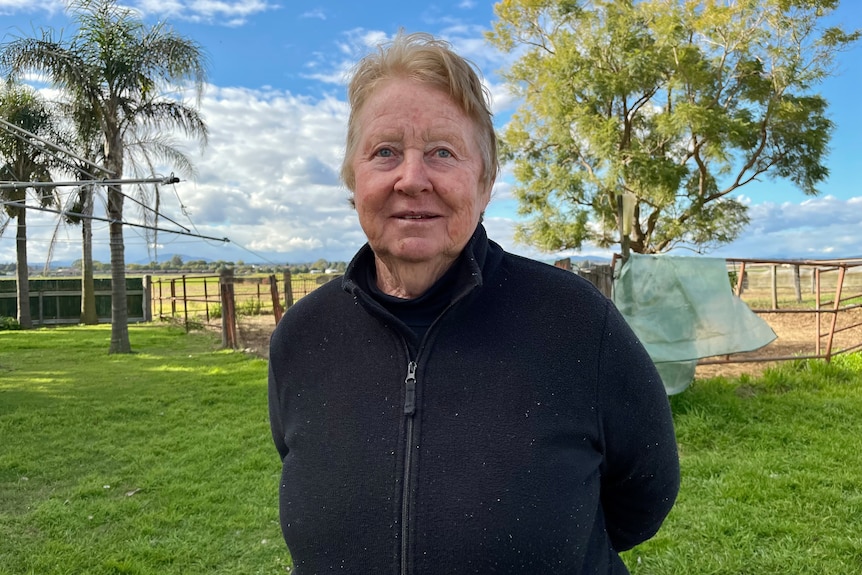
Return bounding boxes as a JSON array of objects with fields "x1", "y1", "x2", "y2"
[
  {"x1": 150, "y1": 270, "x2": 340, "y2": 348},
  {"x1": 5, "y1": 258, "x2": 858, "y2": 368},
  {"x1": 701, "y1": 258, "x2": 862, "y2": 365}
]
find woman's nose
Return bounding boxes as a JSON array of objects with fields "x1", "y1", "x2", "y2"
[{"x1": 394, "y1": 151, "x2": 431, "y2": 195}]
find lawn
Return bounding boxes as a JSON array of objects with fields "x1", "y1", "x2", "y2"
[
  {"x1": 0, "y1": 325, "x2": 288, "y2": 575},
  {"x1": 625, "y1": 354, "x2": 862, "y2": 574},
  {"x1": 2, "y1": 325, "x2": 862, "y2": 574}
]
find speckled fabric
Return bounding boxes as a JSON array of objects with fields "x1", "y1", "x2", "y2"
[{"x1": 268, "y1": 225, "x2": 679, "y2": 574}]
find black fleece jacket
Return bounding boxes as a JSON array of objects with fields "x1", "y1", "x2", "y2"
[{"x1": 268, "y1": 225, "x2": 679, "y2": 574}]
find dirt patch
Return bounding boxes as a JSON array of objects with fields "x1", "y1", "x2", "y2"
[
  {"x1": 199, "y1": 314, "x2": 278, "y2": 359},
  {"x1": 695, "y1": 307, "x2": 862, "y2": 379},
  {"x1": 235, "y1": 314, "x2": 280, "y2": 358}
]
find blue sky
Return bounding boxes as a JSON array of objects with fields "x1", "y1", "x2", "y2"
[{"x1": 0, "y1": 0, "x2": 860, "y2": 267}]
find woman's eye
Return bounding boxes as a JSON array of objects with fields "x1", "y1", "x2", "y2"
[
  {"x1": 434, "y1": 148, "x2": 452, "y2": 159},
  {"x1": 375, "y1": 148, "x2": 394, "y2": 158}
]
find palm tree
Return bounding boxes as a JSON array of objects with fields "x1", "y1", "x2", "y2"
[
  {"x1": 53, "y1": 121, "x2": 199, "y2": 325},
  {"x1": 0, "y1": 0, "x2": 208, "y2": 352},
  {"x1": 0, "y1": 83, "x2": 60, "y2": 329}
]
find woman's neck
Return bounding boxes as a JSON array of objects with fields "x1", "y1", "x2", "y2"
[{"x1": 373, "y1": 255, "x2": 457, "y2": 299}]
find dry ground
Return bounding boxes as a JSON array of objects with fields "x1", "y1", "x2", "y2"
[{"x1": 694, "y1": 307, "x2": 862, "y2": 378}]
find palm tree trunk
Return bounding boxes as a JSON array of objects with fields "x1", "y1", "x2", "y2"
[
  {"x1": 80, "y1": 186, "x2": 98, "y2": 324},
  {"x1": 107, "y1": 184, "x2": 130, "y2": 353},
  {"x1": 15, "y1": 206, "x2": 32, "y2": 329}
]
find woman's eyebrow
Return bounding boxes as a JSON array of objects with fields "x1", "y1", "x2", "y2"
[{"x1": 422, "y1": 129, "x2": 468, "y2": 148}]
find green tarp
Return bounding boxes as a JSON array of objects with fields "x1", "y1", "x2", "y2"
[{"x1": 613, "y1": 253, "x2": 776, "y2": 394}]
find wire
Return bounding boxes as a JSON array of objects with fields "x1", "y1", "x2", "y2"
[
  {"x1": 0, "y1": 175, "x2": 179, "y2": 189},
  {"x1": 0, "y1": 198, "x2": 230, "y2": 243},
  {"x1": 227, "y1": 238, "x2": 283, "y2": 266},
  {"x1": 0, "y1": 123, "x2": 98, "y2": 180},
  {"x1": 0, "y1": 118, "x2": 235, "y2": 264}
]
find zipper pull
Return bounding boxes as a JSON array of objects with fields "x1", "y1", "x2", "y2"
[{"x1": 404, "y1": 361, "x2": 417, "y2": 415}]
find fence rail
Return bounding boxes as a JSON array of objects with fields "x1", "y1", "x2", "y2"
[
  {"x1": 150, "y1": 271, "x2": 341, "y2": 347},
  {"x1": 701, "y1": 258, "x2": 862, "y2": 365}
]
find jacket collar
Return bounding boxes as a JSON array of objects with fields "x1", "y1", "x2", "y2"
[{"x1": 342, "y1": 223, "x2": 490, "y2": 300}]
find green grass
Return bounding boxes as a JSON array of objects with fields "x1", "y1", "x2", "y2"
[
  {"x1": 0, "y1": 325, "x2": 289, "y2": 575},
  {"x1": 2, "y1": 327, "x2": 862, "y2": 573},
  {"x1": 624, "y1": 353, "x2": 862, "y2": 574}
]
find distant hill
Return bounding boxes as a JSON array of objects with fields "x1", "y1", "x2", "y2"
[{"x1": 129, "y1": 254, "x2": 215, "y2": 265}]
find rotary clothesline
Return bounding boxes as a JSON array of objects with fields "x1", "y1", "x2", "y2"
[
  {"x1": 0, "y1": 197, "x2": 229, "y2": 244},
  {"x1": 0, "y1": 117, "x2": 229, "y2": 245}
]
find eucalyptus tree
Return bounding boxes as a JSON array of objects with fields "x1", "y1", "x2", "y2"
[
  {"x1": 0, "y1": 83, "x2": 61, "y2": 328},
  {"x1": 0, "y1": 0, "x2": 208, "y2": 352},
  {"x1": 488, "y1": 0, "x2": 859, "y2": 254}
]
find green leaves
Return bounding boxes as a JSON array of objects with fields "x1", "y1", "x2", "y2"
[{"x1": 489, "y1": 0, "x2": 859, "y2": 254}]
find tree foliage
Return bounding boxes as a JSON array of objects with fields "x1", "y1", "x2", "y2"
[{"x1": 487, "y1": 0, "x2": 860, "y2": 254}]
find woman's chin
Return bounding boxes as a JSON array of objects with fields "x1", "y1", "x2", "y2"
[{"x1": 378, "y1": 240, "x2": 454, "y2": 267}]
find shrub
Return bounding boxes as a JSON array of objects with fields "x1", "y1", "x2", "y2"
[
  {"x1": 0, "y1": 316, "x2": 21, "y2": 331},
  {"x1": 238, "y1": 299, "x2": 262, "y2": 316}
]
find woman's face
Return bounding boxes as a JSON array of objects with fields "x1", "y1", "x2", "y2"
[{"x1": 350, "y1": 78, "x2": 491, "y2": 271}]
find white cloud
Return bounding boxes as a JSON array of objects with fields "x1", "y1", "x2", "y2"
[
  {"x1": 160, "y1": 84, "x2": 359, "y2": 262},
  {"x1": 0, "y1": 0, "x2": 63, "y2": 15},
  {"x1": 300, "y1": 8, "x2": 326, "y2": 21},
  {"x1": 2, "y1": 0, "x2": 279, "y2": 25},
  {"x1": 704, "y1": 195, "x2": 862, "y2": 260}
]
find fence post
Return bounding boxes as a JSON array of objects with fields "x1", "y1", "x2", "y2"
[
  {"x1": 181, "y1": 275, "x2": 189, "y2": 333},
  {"x1": 771, "y1": 265, "x2": 779, "y2": 310},
  {"x1": 270, "y1": 274, "x2": 284, "y2": 324},
  {"x1": 283, "y1": 270, "x2": 295, "y2": 309},
  {"x1": 815, "y1": 267, "x2": 821, "y2": 356},
  {"x1": 142, "y1": 275, "x2": 152, "y2": 322},
  {"x1": 170, "y1": 279, "x2": 177, "y2": 316},
  {"x1": 219, "y1": 268, "x2": 238, "y2": 349},
  {"x1": 793, "y1": 264, "x2": 802, "y2": 303},
  {"x1": 157, "y1": 279, "x2": 163, "y2": 318},
  {"x1": 203, "y1": 277, "x2": 210, "y2": 322}
]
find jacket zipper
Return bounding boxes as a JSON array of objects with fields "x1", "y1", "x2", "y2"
[
  {"x1": 395, "y1": 275, "x2": 479, "y2": 574},
  {"x1": 401, "y1": 359, "x2": 417, "y2": 575}
]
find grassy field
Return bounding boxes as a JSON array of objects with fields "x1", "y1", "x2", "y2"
[
  {"x1": 2, "y1": 326, "x2": 862, "y2": 574},
  {"x1": 625, "y1": 355, "x2": 862, "y2": 574},
  {"x1": 737, "y1": 263, "x2": 862, "y2": 310},
  {"x1": 0, "y1": 326, "x2": 287, "y2": 575}
]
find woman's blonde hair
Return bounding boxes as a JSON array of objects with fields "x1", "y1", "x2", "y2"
[{"x1": 340, "y1": 31, "x2": 499, "y2": 198}]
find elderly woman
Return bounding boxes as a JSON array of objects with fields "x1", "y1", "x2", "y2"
[{"x1": 268, "y1": 32, "x2": 679, "y2": 574}]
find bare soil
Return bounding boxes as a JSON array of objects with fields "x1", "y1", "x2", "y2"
[
  {"x1": 694, "y1": 307, "x2": 862, "y2": 378},
  {"x1": 232, "y1": 314, "x2": 280, "y2": 358}
]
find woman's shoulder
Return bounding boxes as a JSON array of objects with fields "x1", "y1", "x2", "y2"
[{"x1": 275, "y1": 278, "x2": 349, "y2": 331}]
